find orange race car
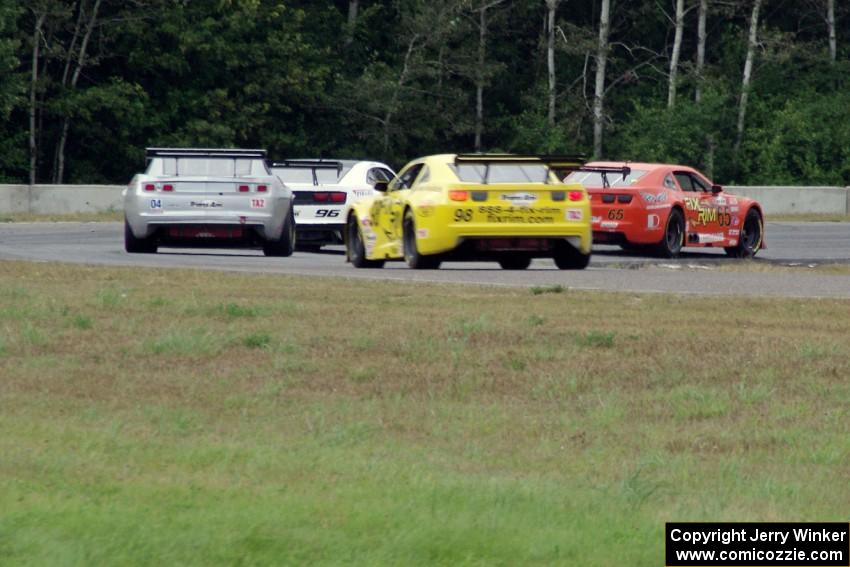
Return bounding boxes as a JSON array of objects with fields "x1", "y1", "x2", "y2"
[{"x1": 564, "y1": 162, "x2": 765, "y2": 258}]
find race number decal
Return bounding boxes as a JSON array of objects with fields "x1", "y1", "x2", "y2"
[
  {"x1": 315, "y1": 209, "x2": 340, "y2": 218},
  {"x1": 250, "y1": 198, "x2": 266, "y2": 209},
  {"x1": 149, "y1": 199, "x2": 162, "y2": 210}
]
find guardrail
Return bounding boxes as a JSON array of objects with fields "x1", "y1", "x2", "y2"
[
  {"x1": 0, "y1": 184, "x2": 848, "y2": 215},
  {"x1": 0, "y1": 184, "x2": 124, "y2": 215}
]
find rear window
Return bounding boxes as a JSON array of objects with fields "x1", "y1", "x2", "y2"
[
  {"x1": 157, "y1": 157, "x2": 265, "y2": 177},
  {"x1": 565, "y1": 169, "x2": 648, "y2": 188},
  {"x1": 450, "y1": 163, "x2": 549, "y2": 183}
]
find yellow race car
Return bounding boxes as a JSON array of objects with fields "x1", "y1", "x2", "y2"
[{"x1": 345, "y1": 154, "x2": 591, "y2": 270}]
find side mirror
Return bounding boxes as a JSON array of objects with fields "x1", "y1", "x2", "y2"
[
  {"x1": 711, "y1": 184, "x2": 723, "y2": 194},
  {"x1": 374, "y1": 180, "x2": 389, "y2": 192}
]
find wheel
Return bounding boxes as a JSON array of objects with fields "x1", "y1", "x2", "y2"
[
  {"x1": 725, "y1": 208, "x2": 763, "y2": 258},
  {"x1": 498, "y1": 256, "x2": 532, "y2": 270},
  {"x1": 655, "y1": 208, "x2": 684, "y2": 258},
  {"x1": 263, "y1": 207, "x2": 296, "y2": 257},
  {"x1": 553, "y1": 242, "x2": 590, "y2": 270},
  {"x1": 346, "y1": 215, "x2": 384, "y2": 268},
  {"x1": 124, "y1": 219, "x2": 157, "y2": 253},
  {"x1": 403, "y1": 210, "x2": 440, "y2": 269}
]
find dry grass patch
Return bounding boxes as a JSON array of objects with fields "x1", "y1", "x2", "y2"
[{"x1": 1, "y1": 260, "x2": 849, "y2": 565}]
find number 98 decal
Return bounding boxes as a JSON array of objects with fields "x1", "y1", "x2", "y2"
[{"x1": 315, "y1": 209, "x2": 340, "y2": 218}]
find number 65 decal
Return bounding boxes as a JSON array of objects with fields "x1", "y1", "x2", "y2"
[{"x1": 316, "y1": 209, "x2": 340, "y2": 218}]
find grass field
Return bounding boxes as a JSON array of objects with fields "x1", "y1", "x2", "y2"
[{"x1": 1, "y1": 261, "x2": 849, "y2": 566}]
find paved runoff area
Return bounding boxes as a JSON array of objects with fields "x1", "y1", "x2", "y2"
[{"x1": 1, "y1": 222, "x2": 850, "y2": 298}]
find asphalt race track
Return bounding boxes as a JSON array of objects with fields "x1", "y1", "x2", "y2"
[{"x1": 1, "y1": 222, "x2": 849, "y2": 299}]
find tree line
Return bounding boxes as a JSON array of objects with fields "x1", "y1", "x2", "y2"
[{"x1": 1, "y1": 0, "x2": 846, "y2": 185}]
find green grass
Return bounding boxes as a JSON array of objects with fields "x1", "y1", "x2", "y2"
[{"x1": 1, "y1": 261, "x2": 850, "y2": 565}]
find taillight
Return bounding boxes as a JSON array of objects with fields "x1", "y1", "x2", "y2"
[
  {"x1": 144, "y1": 183, "x2": 155, "y2": 192},
  {"x1": 314, "y1": 192, "x2": 329, "y2": 202},
  {"x1": 239, "y1": 185, "x2": 250, "y2": 192},
  {"x1": 449, "y1": 190, "x2": 468, "y2": 201},
  {"x1": 163, "y1": 184, "x2": 173, "y2": 192},
  {"x1": 568, "y1": 190, "x2": 584, "y2": 201},
  {"x1": 257, "y1": 185, "x2": 267, "y2": 193},
  {"x1": 330, "y1": 192, "x2": 346, "y2": 203}
]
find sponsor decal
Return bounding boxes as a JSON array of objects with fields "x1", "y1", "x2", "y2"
[
  {"x1": 293, "y1": 210, "x2": 300, "y2": 217},
  {"x1": 646, "y1": 203, "x2": 672, "y2": 210},
  {"x1": 647, "y1": 214, "x2": 660, "y2": 229},
  {"x1": 728, "y1": 229, "x2": 740, "y2": 237},
  {"x1": 239, "y1": 216, "x2": 247, "y2": 224},
  {"x1": 600, "y1": 221, "x2": 619, "y2": 229},
  {"x1": 416, "y1": 228, "x2": 429, "y2": 238},
  {"x1": 732, "y1": 216, "x2": 739, "y2": 226},
  {"x1": 728, "y1": 197, "x2": 738, "y2": 205},
  {"x1": 728, "y1": 239, "x2": 738, "y2": 246},
  {"x1": 730, "y1": 206, "x2": 739, "y2": 213},
  {"x1": 641, "y1": 191, "x2": 668, "y2": 203},
  {"x1": 361, "y1": 217, "x2": 372, "y2": 227},
  {"x1": 699, "y1": 233, "x2": 725, "y2": 243},
  {"x1": 500, "y1": 192, "x2": 537, "y2": 205},
  {"x1": 352, "y1": 189, "x2": 372, "y2": 198},
  {"x1": 716, "y1": 196, "x2": 727, "y2": 205},
  {"x1": 566, "y1": 208, "x2": 583, "y2": 221},
  {"x1": 190, "y1": 200, "x2": 223, "y2": 208},
  {"x1": 417, "y1": 201, "x2": 435, "y2": 217},
  {"x1": 591, "y1": 215, "x2": 602, "y2": 223},
  {"x1": 250, "y1": 198, "x2": 266, "y2": 209}
]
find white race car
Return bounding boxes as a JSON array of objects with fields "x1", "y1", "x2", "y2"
[
  {"x1": 124, "y1": 148, "x2": 295, "y2": 256},
  {"x1": 271, "y1": 159, "x2": 395, "y2": 251}
]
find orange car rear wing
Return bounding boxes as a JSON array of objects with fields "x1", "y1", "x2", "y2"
[{"x1": 574, "y1": 165, "x2": 631, "y2": 188}]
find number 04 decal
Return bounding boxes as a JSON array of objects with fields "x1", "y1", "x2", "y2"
[{"x1": 250, "y1": 198, "x2": 266, "y2": 208}]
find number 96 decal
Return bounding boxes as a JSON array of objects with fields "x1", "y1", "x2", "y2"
[{"x1": 315, "y1": 209, "x2": 340, "y2": 218}]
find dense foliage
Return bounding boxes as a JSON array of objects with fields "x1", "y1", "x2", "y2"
[{"x1": 2, "y1": 0, "x2": 847, "y2": 184}]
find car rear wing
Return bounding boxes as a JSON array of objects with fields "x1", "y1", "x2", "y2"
[
  {"x1": 453, "y1": 154, "x2": 586, "y2": 184},
  {"x1": 146, "y1": 148, "x2": 267, "y2": 161},
  {"x1": 270, "y1": 160, "x2": 346, "y2": 186},
  {"x1": 572, "y1": 165, "x2": 631, "y2": 189}
]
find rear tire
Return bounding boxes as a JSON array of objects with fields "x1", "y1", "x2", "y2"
[
  {"x1": 553, "y1": 242, "x2": 590, "y2": 270},
  {"x1": 263, "y1": 208, "x2": 296, "y2": 257},
  {"x1": 655, "y1": 208, "x2": 684, "y2": 258},
  {"x1": 498, "y1": 256, "x2": 532, "y2": 270},
  {"x1": 124, "y1": 219, "x2": 157, "y2": 254},
  {"x1": 347, "y1": 215, "x2": 384, "y2": 268},
  {"x1": 725, "y1": 208, "x2": 763, "y2": 258},
  {"x1": 403, "y1": 210, "x2": 440, "y2": 269}
]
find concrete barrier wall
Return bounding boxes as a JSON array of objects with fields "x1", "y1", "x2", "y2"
[
  {"x1": 726, "y1": 186, "x2": 849, "y2": 215},
  {"x1": 0, "y1": 183, "x2": 848, "y2": 215},
  {"x1": 0, "y1": 184, "x2": 124, "y2": 214}
]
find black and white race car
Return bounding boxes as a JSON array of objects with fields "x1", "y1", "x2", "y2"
[{"x1": 271, "y1": 159, "x2": 395, "y2": 251}]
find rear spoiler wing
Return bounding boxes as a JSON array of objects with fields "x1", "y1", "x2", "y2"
[
  {"x1": 270, "y1": 160, "x2": 343, "y2": 172},
  {"x1": 146, "y1": 148, "x2": 267, "y2": 161},
  {"x1": 453, "y1": 154, "x2": 586, "y2": 184},
  {"x1": 573, "y1": 165, "x2": 631, "y2": 188}
]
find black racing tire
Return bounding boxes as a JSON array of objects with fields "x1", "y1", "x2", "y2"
[
  {"x1": 403, "y1": 210, "x2": 441, "y2": 269},
  {"x1": 655, "y1": 208, "x2": 685, "y2": 258},
  {"x1": 124, "y1": 219, "x2": 157, "y2": 254},
  {"x1": 725, "y1": 208, "x2": 763, "y2": 258},
  {"x1": 346, "y1": 215, "x2": 384, "y2": 268},
  {"x1": 553, "y1": 242, "x2": 590, "y2": 270},
  {"x1": 498, "y1": 256, "x2": 532, "y2": 270},
  {"x1": 263, "y1": 208, "x2": 296, "y2": 257}
]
